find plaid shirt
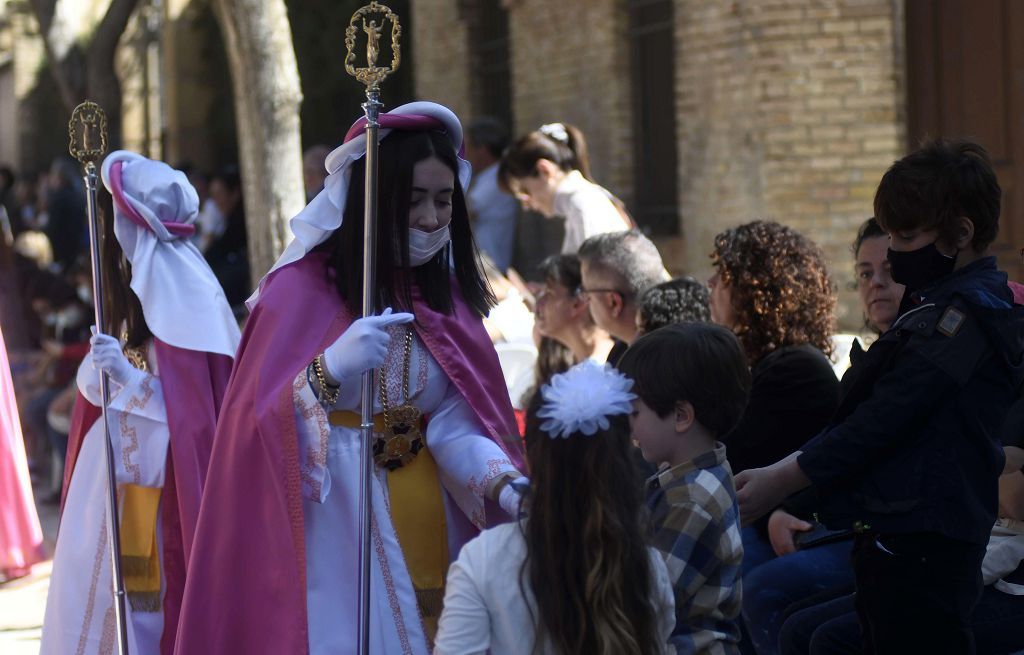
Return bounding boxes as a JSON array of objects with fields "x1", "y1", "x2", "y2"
[{"x1": 645, "y1": 444, "x2": 743, "y2": 655}]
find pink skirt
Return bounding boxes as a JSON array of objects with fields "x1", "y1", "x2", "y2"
[{"x1": 0, "y1": 325, "x2": 44, "y2": 578}]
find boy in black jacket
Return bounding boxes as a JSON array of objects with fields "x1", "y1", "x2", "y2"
[{"x1": 735, "y1": 140, "x2": 1024, "y2": 654}]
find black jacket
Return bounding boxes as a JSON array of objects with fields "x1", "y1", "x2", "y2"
[
  {"x1": 723, "y1": 343, "x2": 839, "y2": 475},
  {"x1": 798, "y1": 257, "x2": 1024, "y2": 545}
]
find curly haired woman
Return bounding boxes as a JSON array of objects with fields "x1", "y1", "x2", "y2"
[
  {"x1": 708, "y1": 221, "x2": 840, "y2": 583},
  {"x1": 708, "y1": 220, "x2": 839, "y2": 475}
]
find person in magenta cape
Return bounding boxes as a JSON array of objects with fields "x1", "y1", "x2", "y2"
[
  {"x1": 41, "y1": 152, "x2": 239, "y2": 655},
  {"x1": 175, "y1": 101, "x2": 527, "y2": 655},
  {"x1": 0, "y1": 321, "x2": 45, "y2": 582}
]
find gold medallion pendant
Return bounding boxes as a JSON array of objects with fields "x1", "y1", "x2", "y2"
[
  {"x1": 374, "y1": 404, "x2": 424, "y2": 471},
  {"x1": 374, "y1": 327, "x2": 424, "y2": 471}
]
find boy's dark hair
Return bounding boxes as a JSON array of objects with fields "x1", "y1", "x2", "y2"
[
  {"x1": 874, "y1": 139, "x2": 1000, "y2": 252},
  {"x1": 638, "y1": 277, "x2": 710, "y2": 333},
  {"x1": 618, "y1": 323, "x2": 751, "y2": 437}
]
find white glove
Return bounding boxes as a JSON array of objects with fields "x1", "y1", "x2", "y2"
[
  {"x1": 89, "y1": 329, "x2": 146, "y2": 388},
  {"x1": 498, "y1": 477, "x2": 529, "y2": 518},
  {"x1": 322, "y1": 307, "x2": 415, "y2": 383}
]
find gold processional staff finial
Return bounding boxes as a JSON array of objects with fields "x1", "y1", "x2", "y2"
[{"x1": 345, "y1": 1, "x2": 401, "y2": 88}]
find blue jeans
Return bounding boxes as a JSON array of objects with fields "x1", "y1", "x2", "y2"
[
  {"x1": 780, "y1": 587, "x2": 1024, "y2": 655},
  {"x1": 778, "y1": 592, "x2": 858, "y2": 655},
  {"x1": 741, "y1": 533, "x2": 855, "y2": 655}
]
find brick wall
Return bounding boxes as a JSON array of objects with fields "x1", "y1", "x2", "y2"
[
  {"x1": 506, "y1": 0, "x2": 634, "y2": 200},
  {"x1": 411, "y1": 1, "x2": 474, "y2": 123},
  {"x1": 674, "y1": 0, "x2": 906, "y2": 327},
  {"x1": 409, "y1": 1, "x2": 907, "y2": 322},
  {"x1": 409, "y1": 0, "x2": 636, "y2": 275}
]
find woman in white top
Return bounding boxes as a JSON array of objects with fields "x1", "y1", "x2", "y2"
[
  {"x1": 499, "y1": 123, "x2": 631, "y2": 254},
  {"x1": 435, "y1": 361, "x2": 676, "y2": 655}
]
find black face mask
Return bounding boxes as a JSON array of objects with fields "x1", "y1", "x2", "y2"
[{"x1": 887, "y1": 241, "x2": 957, "y2": 295}]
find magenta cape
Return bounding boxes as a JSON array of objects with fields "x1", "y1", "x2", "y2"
[
  {"x1": 63, "y1": 341, "x2": 232, "y2": 655},
  {"x1": 174, "y1": 252, "x2": 525, "y2": 655},
  {"x1": 0, "y1": 324, "x2": 44, "y2": 576}
]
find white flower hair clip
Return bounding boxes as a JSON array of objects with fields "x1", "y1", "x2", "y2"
[
  {"x1": 536, "y1": 360, "x2": 636, "y2": 439},
  {"x1": 539, "y1": 122, "x2": 569, "y2": 144}
]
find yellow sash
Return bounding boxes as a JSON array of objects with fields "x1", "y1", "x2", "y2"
[
  {"x1": 329, "y1": 411, "x2": 449, "y2": 640},
  {"x1": 119, "y1": 484, "x2": 162, "y2": 612}
]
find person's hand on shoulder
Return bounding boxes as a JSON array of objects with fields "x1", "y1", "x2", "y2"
[{"x1": 735, "y1": 451, "x2": 811, "y2": 526}]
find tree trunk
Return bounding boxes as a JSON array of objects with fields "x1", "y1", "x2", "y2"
[
  {"x1": 85, "y1": 0, "x2": 142, "y2": 151},
  {"x1": 211, "y1": 0, "x2": 305, "y2": 287},
  {"x1": 29, "y1": 0, "x2": 141, "y2": 150}
]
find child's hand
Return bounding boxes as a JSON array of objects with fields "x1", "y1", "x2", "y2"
[{"x1": 767, "y1": 508, "x2": 812, "y2": 556}]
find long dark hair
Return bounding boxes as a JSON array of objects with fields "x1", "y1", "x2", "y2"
[
  {"x1": 519, "y1": 392, "x2": 661, "y2": 655},
  {"x1": 98, "y1": 188, "x2": 151, "y2": 347},
  {"x1": 324, "y1": 129, "x2": 494, "y2": 317}
]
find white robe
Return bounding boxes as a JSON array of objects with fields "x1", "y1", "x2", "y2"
[
  {"x1": 40, "y1": 349, "x2": 169, "y2": 655},
  {"x1": 295, "y1": 327, "x2": 519, "y2": 655}
]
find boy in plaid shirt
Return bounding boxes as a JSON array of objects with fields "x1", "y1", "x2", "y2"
[{"x1": 619, "y1": 323, "x2": 751, "y2": 655}]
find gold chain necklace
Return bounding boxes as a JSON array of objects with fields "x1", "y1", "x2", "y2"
[
  {"x1": 121, "y1": 331, "x2": 149, "y2": 372},
  {"x1": 374, "y1": 326, "x2": 424, "y2": 471}
]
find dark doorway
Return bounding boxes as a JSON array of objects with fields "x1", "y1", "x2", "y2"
[
  {"x1": 465, "y1": 0, "x2": 513, "y2": 129},
  {"x1": 906, "y1": 0, "x2": 1024, "y2": 280},
  {"x1": 628, "y1": 0, "x2": 679, "y2": 237}
]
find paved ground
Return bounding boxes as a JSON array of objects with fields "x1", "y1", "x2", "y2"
[{"x1": 0, "y1": 484, "x2": 59, "y2": 654}]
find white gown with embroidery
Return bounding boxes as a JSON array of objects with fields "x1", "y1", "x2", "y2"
[
  {"x1": 40, "y1": 348, "x2": 169, "y2": 655},
  {"x1": 295, "y1": 327, "x2": 518, "y2": 655}
]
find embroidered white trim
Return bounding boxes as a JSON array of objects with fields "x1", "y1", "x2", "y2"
[{"x1": 536, "y1": 360, "x2": 635, "y2": 439}]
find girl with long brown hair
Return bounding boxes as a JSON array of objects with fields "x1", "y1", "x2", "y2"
[{"x1": 435, "y1": 361, "x2": 675, "y2": 654}]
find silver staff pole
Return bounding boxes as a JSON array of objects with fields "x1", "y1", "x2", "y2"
[
  {"x1": 344, "y1": 4, "x2": 402, "y2": 654},
  {"x1": 69, "y1": 101, "x2": 130, "y2": 655}
]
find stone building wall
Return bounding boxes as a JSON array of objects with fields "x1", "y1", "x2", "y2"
[
  {"x1": 506, "y1": 0, "x2": 635, "y2": 201},
  {"x1": 411, "y1": 2, "x2": 474, "y2": 123},
  {"x1": 674, "y1": 0, "x2": 906, "y2": 325},
  {"x1": 391, "y1": 0, "x2": 909, "y2": 324},
  {"x1": 409, "y1": 0, "x2": 635, "y2": 206}
]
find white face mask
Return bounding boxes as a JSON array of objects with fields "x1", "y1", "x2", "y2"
[{"x1": 408, "y1": 225, "x2": 451, "y2": 266}]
